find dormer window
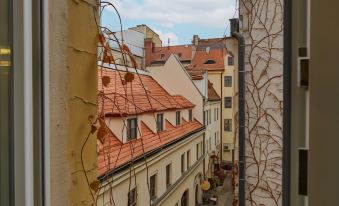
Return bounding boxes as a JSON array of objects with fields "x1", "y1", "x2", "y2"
[
  {"x1": 156, "y1": 113, "x2": 164, "y2": 132},
  {"x1": 160, "y1": 54, "x2": 165, "y2": 60},
  {"x1": 204, "y1": 59, "x2": 216, "y2": 64},
  {"x1": 189, "y1": 109, "x2": 193, "y2": 122},
  {"x1": 127, "y1": 118, "x2": 137, "y2": 141},
  {"x1": 176, "y1": 111, "x2": 181, "y2": 125}
]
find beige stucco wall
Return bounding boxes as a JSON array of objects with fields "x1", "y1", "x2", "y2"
[
  {"x1": 221, "y1": 63, "x2": 236, "y2": 162},
  {"x1": 49, "y1": 0, "x2": 98, "y2": 205},
  {"x1": 97, "y1": 131, "x2": 205, "y2": 206},
  {"x1": 208, "y1": 72, "x2": 222, "y2": 97},
  {"x1": 147, "y1": 55, "x2": 204, "y2": 124},
  {"x1": 204, "y1": 101, "x2": 221, "y2": 177}
]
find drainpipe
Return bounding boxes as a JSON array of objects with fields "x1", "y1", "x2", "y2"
[{"x1": 230, "y1": 18, "x2": 245, "y2": 206}]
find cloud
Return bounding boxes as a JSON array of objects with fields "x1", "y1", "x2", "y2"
[
  {"x1": 109, "y1": 0, "x2": 237, "y2": 29},
  {"x1": 153, "y1": 29, "x2": 179, "y2": 46}
]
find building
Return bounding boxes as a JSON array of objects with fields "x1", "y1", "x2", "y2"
[
  {"x1": 147, "y1": 54, "x2": 222, "y2": 181},
  {"x1": 96, "y1": 62, "x2": 206, "y2": 206},
  {"x1": 105, "y1": 25, "x2": 163, "y2": 70},
  {"x1": 3, "y1": 1, "x2": 339, "y2": 206},
  {"x1": 145, "y1": 35, "x2": 238, "y2": 166}
]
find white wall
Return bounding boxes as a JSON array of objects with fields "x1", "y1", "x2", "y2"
[{"x1": 147, "y1": 55, "x2": 204, "y2": 124}]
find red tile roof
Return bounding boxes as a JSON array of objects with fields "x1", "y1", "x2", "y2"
[
  {"x1": 190, "y1": 47, "x2": 226, "y2": 72},
  {"x1": 97, "y1": 118, "x2": 203, "y2": 176},
  {"x1": 98, "y1": 68, "x2": 195, "y2": 116},
  {"x1": 97, "y1": 66, "x2": 204, "y2": 177},
  {"x1": 145, "y1": 45, "x2": 192, "y2": 67}
]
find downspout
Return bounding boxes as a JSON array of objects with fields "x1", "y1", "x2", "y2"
[
  {"x1": 220, "y1": 72, "x2": 223, "y2": 162},
  {"x1": 230, "y1": 18, "x2": 245, "y2": 206}
]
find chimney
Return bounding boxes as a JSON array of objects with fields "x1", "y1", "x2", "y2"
[
  {"x1": 193, "y1": 35, "x2": 199, "y2": 46},
  {"x1": 229, "y1": 18, "x2": 239, "y2": 34}
]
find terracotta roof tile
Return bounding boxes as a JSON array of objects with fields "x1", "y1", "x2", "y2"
[
  {"x1": 146, "y1": 45, "x2": 192, "y2": 67},
  {"x1": 98, "y1": 68, "x2": 195, "y2": 116},
  {"x1": 97, "y1": 119, "x2": 204, "y2": 176}
]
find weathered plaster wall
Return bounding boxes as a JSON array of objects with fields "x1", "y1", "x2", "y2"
[
  {"x1": 49, "y1": 0, "x2": 98, "y2": 205},
  {"x1": 240, "y1": 0, "x2": 284, "y2": 205}
]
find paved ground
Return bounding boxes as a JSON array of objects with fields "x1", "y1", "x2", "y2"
[{"x1": 199, "y1": 172, "x2": 233, "y2": 206}]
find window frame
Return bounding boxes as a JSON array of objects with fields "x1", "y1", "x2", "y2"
[
  {"x1": 224, "y1": 119, "x2": 232, "y2": 132},
  {"x1": 188, "y1": 109, "x2": 193, "y2": 122},
  {"x1": 127, "y1": 187, "x2": 137, "y2": 206},
  {"x1": 156, "y1": 113, "x2": 164, "y2": 132},
  {"x1": 224, "y1": 76, "x2": 232, "y2": 87},
  {"x1": 127, "y1": 118, "x2": 138, "y2": 141},
  {"x1": 228, "y1": 56, "x2": 234, "y2": 66},
  {"x1": 224, "y1": 97, "x2": 232, "y2": 108},
  {"x1": 176, "y1": 111, "x2": 181, "y2": 125},
  {"x1": 186, "y1": 150, "x2": 191, "y2": 169},
  {"x1": 150, "y1": 173, "x2": 157, "y2": 200},
  {"x1": 166, "y1": 163, "x2": 171, "y2": 188},
  {"x1": 181, "y1": 153, "x2": 185, "y2": 174}
]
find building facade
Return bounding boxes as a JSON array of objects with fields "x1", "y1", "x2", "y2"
[{"x1": 96, "y1": 61, "x2": 206, "y2": 205}]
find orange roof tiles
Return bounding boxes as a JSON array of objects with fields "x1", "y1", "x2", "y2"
[
  {"x1": 97, "y1": 66, "x2": 204, "y2": 177},
  {"x1": 98, "y1": 68, "x2": 195, "y2": 116},
  {"x1": 97, "y1": 118, "x2": 204, "y2": 177},
  {"x1": 145, "y1": 45, "x2": 192, "y2": 67}
]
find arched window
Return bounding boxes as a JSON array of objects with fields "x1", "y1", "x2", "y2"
[
  {"x1": 181, "y1": 190, "x2": 189, "y2": 206},
  {"x1": 204, "y1": 59, "x2": 216, "y2": 64}
]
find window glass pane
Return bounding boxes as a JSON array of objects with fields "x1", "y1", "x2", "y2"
[
  {"x1": 0, "y1": 0, "x2": 13, "y2": 204},
  {"x1": 224, "y1": 97, "x2": 232, "y2": 108}
]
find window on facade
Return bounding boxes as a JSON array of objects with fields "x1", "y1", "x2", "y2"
[
  {"x1": 203, "y1": 111, "x2": 206, "y2": 125},
  {"x1": 187, "y1": 150, "x2": 191, "y2": 169},
  {"x1": 189, "y1": 109, "x2": 193, "y2": 122},
  {"x1": 217, "y1": 108, "x2": 219, "y2": 120},
  {"x1": 176, "y1": 111, "x2": 181, "y2": 125},
  {"x1": 196, "y1": 143, "x2": 199, "y2": 160},
  {"x1": 228, "y1": 56, "x2": 234, "y2": 65},
  {"x1": 166, "y1": 164, "x2": 171, "y2": 188},
  {"x1": 181, "y1": 153, "x2": 185, "y2": 173},
  {"x1": 128, "y1": 187, "x2": 137, "y2": 206},
  {"x1": 127, "y1": 118, "x2": 137, "y2": 141},
  {"x1": 209, "y1": 109, "x2": 211, "y2": 124},
  {"x1": 200, "y1": 141, "x2": 203, "y2": 156},
  {"x1": 215, "y1": 133, "x2": 217, "y2": 146},
  {"x1": 209, "y1": 137, "x2": 211, "y2": 150},
  {"x1": 224, "y1": 76, "x2": 232, "y2": 87},
  {"x1": 150, "y1": 174, "x2": 157, "y2": 200},
  {"x1": 160, "y1": 53, "x2": 165, "y2": 60},
  {"x1": 214, "y1": 108, "x2": 216, "y2": 121},
  {"x1": 156, "y1": 113, "x2": 164, "y2": 132},
  {"x1": 224, "y1": 97, "x2": 232, "y2": 108},
  {"x1": 224, "y1": 119, "x2": 232, "y2": 132}
]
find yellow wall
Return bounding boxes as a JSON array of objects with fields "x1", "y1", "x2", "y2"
[{"x1": 49, "y1": 0, "x2": 98, "y2": 205}]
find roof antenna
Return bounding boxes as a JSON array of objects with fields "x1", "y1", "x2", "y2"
[{"x1": 168, "y1": 38, "x2": 170, "y2": 49}]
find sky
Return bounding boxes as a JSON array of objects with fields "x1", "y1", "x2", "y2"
[{"x1": 102, "y1": 0, "x2": 238, "y2": 45}]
